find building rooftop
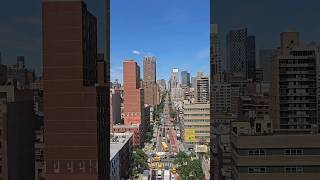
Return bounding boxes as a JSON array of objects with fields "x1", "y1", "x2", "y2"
[
  {"x1": 231, "y1": 131, "x2": 320, "y2": 148},
  {"x1": 110, "y1": 132, "x2": 132, "y2": 160}
]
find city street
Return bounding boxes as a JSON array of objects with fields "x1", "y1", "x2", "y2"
[{"x1": 146, "y1": 93, "x2": 180, "y2": 180}]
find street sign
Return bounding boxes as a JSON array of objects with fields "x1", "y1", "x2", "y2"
[{"x1": 184, "y1": 128, "x2": 195, "y2": 141}]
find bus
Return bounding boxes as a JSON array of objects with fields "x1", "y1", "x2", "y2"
[{"x1": 161, "y1": 142, "x2": 169, "y2": 152}]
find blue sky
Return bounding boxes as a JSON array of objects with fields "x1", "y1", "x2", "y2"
[
  {"x1": 111, "y1": 0, "x2": 210, "y2": 82},
  {"x1": 213, "y1": 0, "x2": 320, "y2": 68},
  {"x1": 0, "y1": 0, "x2": 209, "y2": 80},
  {"x1": 0, "y1": 0, "x2": 103, "y2": 76}
]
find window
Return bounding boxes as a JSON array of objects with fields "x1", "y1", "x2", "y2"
[
  {"x1": 79, "y1": 160, "x2": 86, "y2": 172},
  {"x1": 248, "y1": 149, "x2": 266, "y2": 156},
  {"x1": 285, "y1": 167, "x2": 303, "y2": 173},
  {"x1": 256, "y1": 123, "x2": 261, "y2": 133},
  {"x1": 248, "y1": 167, "x2": 266, "y2": 174},
  {"x1": 53, "y1": 160, "x2": 60, "y2": 173},
  {"x1": 284, "y1": 149, "x2": 303, "y2": 156},
  {"x1": 267, "y1": 123, "x2": 271, "y2": 128},
  {"x1": 67, "y1": 161, "x2": 73, "y2": 173}
]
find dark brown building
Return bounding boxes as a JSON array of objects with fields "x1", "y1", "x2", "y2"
[
  {"x1": 144, "y1": 82, "x2": 157, "y2": 106},
  {"x1": 143, "y1": 56, "x2": 156, "y2": 83},
  {"x1": 143, "y1": 56, "x2": 158, "y2": 106},
  {"x1": 0, "y1": 64, "x2": 7, "y2": 85},
  {"x1": 42, "y1": 0, "x2": 108, "y2": 179},
  {"x1": 0, "y1": 86, "x2": 35, "y2": 180},
  {"x1": 97, "y1": 53, "x2": 106, "y2": 85}
]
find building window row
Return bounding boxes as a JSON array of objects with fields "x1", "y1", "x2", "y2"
[
  {"x1": 248, "y1": 167, "x2": 266, "y2": 174},
  {"x1": 248, "y1": 149, "x2": 266, "y2": 156},
  {"x1": 285, "y1": 167, "x2": 303, "y2": 173},
  {"x1": 52, "y1": 160, "x2": 98, "y2": 174},
  {"x1": 240, "y1": 148, "x2": 315, "y2": 156},
  {"x1": 284, "y1": 149, "x2": 303, "y2": 156}
]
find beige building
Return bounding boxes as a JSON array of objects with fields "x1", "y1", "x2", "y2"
[
  {"x1": 196, "y1": 75, "x2": 209, "y2": 103},
  {"x1": 183, "y1": 102, "x2": 210, "y2": 146},
  {"x1": 231, "y1": 131, "x2": 320, "y2": 180},
  {"x1": 110, "y1": 88, "x2": 122, "y2": 127},
  {"x1": 271, "y1": 32, "x2": 320, "y2": 132}
]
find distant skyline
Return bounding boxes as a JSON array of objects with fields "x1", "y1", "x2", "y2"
[
  {"x1": 0, "y1": 0, "x2": 105, "y2": 75},
  {"x1": 213, "y1": 0, "x2": 320, "y2": 68},
  {"x1": 111, "y1": 0, "x2": 210, "y2": 82}
]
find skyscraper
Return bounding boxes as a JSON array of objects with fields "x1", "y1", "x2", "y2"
[
  {"x1": 247, "y1": 35, "x2": 256, "y2": 80},
  {"x1": 157, "y1": 79, "x2": 166, "y2": 92},
  {"x1": 121, "y1": 60, "x2": 145, "y2": 148},
  {"x1": 144, "y1": 82, "x2": 157, "y2": 106},
  {"x1": 191, "y1": 76, "x2": 197, "y2": 89},
  {"x1": 259, "y1": 49, "x2": 278, "y2": 82},
  {"x1": 181, "y1": 70, "x2": 190, "y2": 87},
  {"x1": 226, "y1": 28, "x2": 248, "y2": 79},
  {"x1": 143, "y1": 56, "x2": 156, "y2": 83},
  {"x1": 211, "y1": 24, "x2": 222, "y2": 83},
  {"x1": 143, "y1": 56, "x2": 157, "y2": 106},
  {"x1": 43, "y1": 1, "x2": 108, "y2": 179},
  {"x1": 170, "y1": 68, "x2": 179, "y2": 89}
]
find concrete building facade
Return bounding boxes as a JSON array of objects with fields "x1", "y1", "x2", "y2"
[
  {"x1": 196, "y1": 76, "x2": 210, "y2": 103},
  {"x1": 183, "y1": 102, "x2": 210, "y2": 146}
]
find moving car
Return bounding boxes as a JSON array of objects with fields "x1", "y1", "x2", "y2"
[
  {"x1": 157, "y1": 170, "x2": 162, "y2": 179},
  {"x1": 164, "y1": 170, "x2": 170, "y2": 180}
]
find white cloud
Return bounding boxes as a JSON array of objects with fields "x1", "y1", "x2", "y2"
[{"x1": 132, "y1": 50, "x2": 142, "y2": 55}]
